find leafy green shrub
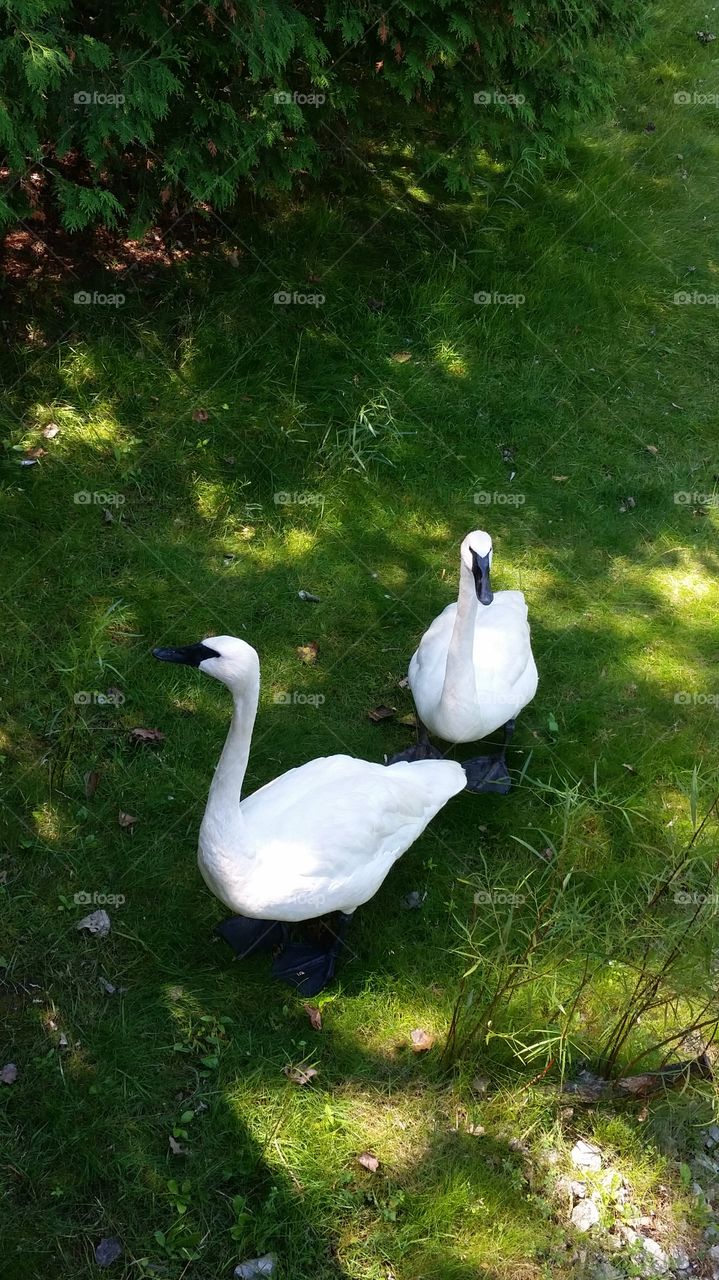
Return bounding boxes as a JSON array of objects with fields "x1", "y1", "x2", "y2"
[{"x1": 0, "y1": 0, "x2": 647, "y2": 232}]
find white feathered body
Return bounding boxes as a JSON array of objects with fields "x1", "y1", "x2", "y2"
[
  {"x1": 198, "y1": 755, "x2": 465, "y2": 921},
  {"x1": 409, "y1": 589, "x2": 538, "y2": 743}
]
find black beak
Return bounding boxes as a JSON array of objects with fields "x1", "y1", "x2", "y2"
[
  {"x1": 471, "y1": 551, "x2": 493, "y2": 606},
  {"x1": 152, "y1": 641, "x2": 220, "y2": 666}
]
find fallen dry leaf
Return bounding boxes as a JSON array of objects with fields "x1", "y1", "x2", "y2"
[
  {"x1": 84, "y1": 770, "x2": 100, "y2": 799},
  {"x1": 397, "y1": 676, "x2": 409, "y2": 689},
  {"x1": 130, "y1": 727, "x2": 166, "y2": 745},
  {"x1": 645, "y1": 444, "x2": 659, "y2": 455},
  {"x1": 390, "y1": 351, "x2": 412, "y2": 364},
  {"x1": 410, "y1": 1028, "x2": 434, "y2": 1053},
  {"x1": 368, "y1": 704, "x2": 395, "y2": 723},
  {"x1": 191, "y1": 407, "x2": 209, "y2": 422},
  {"x1": 622, "y1": 763, "x2": 637, "y2": 775},
  {"x1": 118, "y1": 811, "x2": 138, "y2": 829},
  {"x1": 1, "y1": 1063, "x2": 18, "y2": 1084},
  {"x1": 76, "y1": 909, "x2": 111, "y2": 937},
  {"x1": 304, "y1": 1004, "x2": 322, "y2": 1031},
  {"x1": 42, "y1": 423, "x2": 60, "y2": 439},
  {"x1": 283, "y1": 1064, "x2": 318, "y2": 1086},
  {"x1": 168, "y1": 1135, "x2": 187, "y2": 1155},
  {"x1": 25, "y1": 446, "x2": 47, "y2": 460},
  {"x1": 357, "y1": 1152, "x2": 380, "y2": 1172},
  {"x1": 397, "y1": 712, "x2": 418, "y2": 728},
  {"x1": 296, "y1": 642, "x2": 319, "y2": 665}
]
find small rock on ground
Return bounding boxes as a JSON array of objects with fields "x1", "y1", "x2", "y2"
[
  {"x1": 572, "y1": 1198, "x2": 600, "y2": 1231},
  {"x1": 572, "y1": 1139, "x2": 603, "y2": 1172}
]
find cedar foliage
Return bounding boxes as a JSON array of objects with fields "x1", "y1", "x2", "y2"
[{"x1": 0, "y1": 0, "x2": 646, "y2": 232}]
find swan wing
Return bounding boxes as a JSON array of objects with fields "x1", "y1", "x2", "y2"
[
  {"x1": 238, "y1": 755, "x2": 465, "y2": 916},
  {"x1": 408, "y1": 602, "x2": 457, "y2": 692}
]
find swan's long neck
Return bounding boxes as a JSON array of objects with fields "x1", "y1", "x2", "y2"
[
  {"x1": 442, "y1": 563, "x2": 479, "y2": 707},
  {"x1": 201, "y1": 669, "x2": 259, "y2": 850}
]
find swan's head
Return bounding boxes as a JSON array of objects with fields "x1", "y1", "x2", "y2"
[
  {"x1": 152, "y1": 634, "x2": 259, "y2": 690},
  {"x1": 460, "y1": 530, "x2": 493, "y2": 606}
]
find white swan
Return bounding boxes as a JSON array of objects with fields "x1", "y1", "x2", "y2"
[
  {"x1": 153, "y1": 635, "x2": 467, "y2": 995},
  {"x1": 397, "y1": 531, "x2": 538, "y2": 792}
]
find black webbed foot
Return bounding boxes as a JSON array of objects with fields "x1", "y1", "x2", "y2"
[
  {"x1": 215, "y1": 916, "x2": 286, "y2": 959},
  {"x1": 461, "y1": 754, "x2": 511, "y2": 795}
]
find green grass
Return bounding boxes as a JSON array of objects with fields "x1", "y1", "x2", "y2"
[{"x1": 2, "y1": 3, "x2": 719, "y2": 1277}]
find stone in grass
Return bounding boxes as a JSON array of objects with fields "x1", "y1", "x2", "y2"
[
  {"x1": 571, "y1": 1198, "x2": 600, "y2": 1232},
  {"x1": 668, "y1": 1245, "x2": 691, "y2": 1272},
  {"x1": 234, "y1": 1255, "x2": 276, "y2": 1279},
  {"x1": 571, "y1": 1139, "x2": 602, "y2": 1172},
  {"x1": 94, "y1": 1237, "x2": 122, "y2": 1266},
  {"x1": 639, "y1": 1237, "x2": 668, "y2": 1274},
  {"x1": 705, "y1": 1124, "x2": 719, "y2": 1149}
]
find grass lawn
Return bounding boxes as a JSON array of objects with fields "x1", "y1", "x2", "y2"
[{"x1": 1, "y1": 2, "x2": 719, "y2": 1277}]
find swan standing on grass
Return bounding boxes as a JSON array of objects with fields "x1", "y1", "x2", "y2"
[
  {"x1": 153, "y1": 635, "x2": 469, "y2": 996},
  {"x1": 391, "y1": 531, "x2": 538, "y2": 793}
]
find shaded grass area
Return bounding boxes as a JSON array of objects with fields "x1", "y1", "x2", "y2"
[{"x1": 1, "y1": 3, "x2": 719, "y2": 1277}]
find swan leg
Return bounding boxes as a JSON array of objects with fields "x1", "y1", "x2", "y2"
[
  {"x1": 215, "y1": 916, "x2": 286, "y2": 959},
  {"x1": 271, "y1": 912, "x2": 354, "y2": 996},
  {"x1": 385, "y1": 720, "x2": 444, "y2": 765}
]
